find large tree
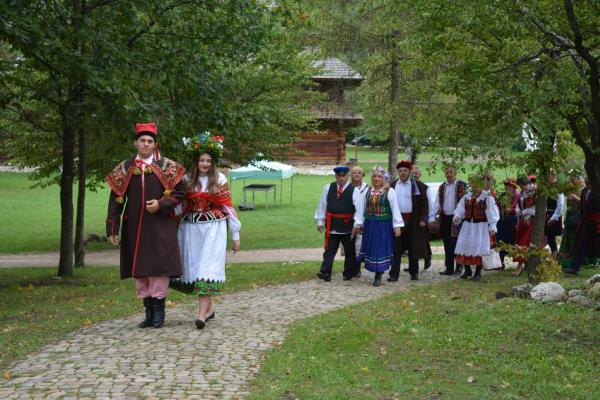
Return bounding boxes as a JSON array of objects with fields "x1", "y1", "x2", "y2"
[
  {"x1": 0, "y1": 0, "x2": 316, "y2": 276},
  {"x1": 406, "y1": 0, "x2": 599, "y2": 280},
  {"x1": 284, "y1": 0, "x2": 442, "y2": 177}
]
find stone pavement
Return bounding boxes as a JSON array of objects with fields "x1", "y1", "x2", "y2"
[
  {"x1": 0, "y1": 264, "x2": 452, "y2": 399},
  {"x1": 0, "y1": 247, "x2": 444, "y2": 268}
]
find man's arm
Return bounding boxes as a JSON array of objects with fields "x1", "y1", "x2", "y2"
[{"x1": 107, "y1": 191, "x2": 125, "y2": 244}]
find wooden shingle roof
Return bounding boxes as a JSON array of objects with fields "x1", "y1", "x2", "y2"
[{"x1": 311, "y1": 58, "x2": 364, "y2": 81}]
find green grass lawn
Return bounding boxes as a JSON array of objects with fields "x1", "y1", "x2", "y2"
[
  {"x1": 0, "y1": 260, "x2": 322, "y2": 371},
  {"x1": 0, "y1": 148, "x2": 517, "y2": 254},
  {"x1": 248, "y1": 268, "x2": 600, "y2": 400}
]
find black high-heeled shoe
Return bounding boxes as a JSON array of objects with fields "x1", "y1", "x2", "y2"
[
  {"x1": 206, "y1": 312, "x2": 215, "y2": 321},
  {"x1": 195, "y1": 319, "x2": 206, "y2": 329}
]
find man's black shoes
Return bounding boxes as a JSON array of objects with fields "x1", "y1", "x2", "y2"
[{"x1": 317, "y1": 272, "x2": 332, "y2": 282}]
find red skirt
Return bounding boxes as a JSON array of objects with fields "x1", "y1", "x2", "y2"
[
  {"x1": 456, "y1": 254, "x2": 482, "y2": 266},
  {"x1": 513, "y1": 219, "x2": 533, "y2": 262}
]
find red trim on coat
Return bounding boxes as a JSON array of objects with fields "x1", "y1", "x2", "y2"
[{"x1": 131, "y1": 172, "x2": 146, "y2": 277}]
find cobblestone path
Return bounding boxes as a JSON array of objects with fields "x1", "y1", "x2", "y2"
[{"x1": 0, "y1": 264, "x2": 451, "y2": 399}]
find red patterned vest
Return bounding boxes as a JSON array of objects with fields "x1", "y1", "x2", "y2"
[{"x1": 464, "y1": 194, "x2": 488, "y2": 223}]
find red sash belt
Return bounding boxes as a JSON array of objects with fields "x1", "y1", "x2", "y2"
[
  {"x1": 401, "y1": 213, "x2": 412, "y2": 223},
  {"x1": 324, "y1": 212, "x2": 354, "y2": 250}
]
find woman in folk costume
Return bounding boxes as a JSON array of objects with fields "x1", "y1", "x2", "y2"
[
  {"x1": 513, "y1": 176, "x2": 537, "y2": 276},
  {"x1": 559, "y1": 175, "x2": 585, "y2": 268},
  {"x1": 170, "y1": 132, "x2": 241, "y2": 329},
  {"x1": 495, "y1": 178, "x2": 520, "y2": 269},
  {"x1": 564, "y1": 177, "x2": 600, "y2": 275},
  {"x1": 106, "y1": 122, "x2": 186, "y2": 329},
  {"x1": 349, "y1": 166, "x2": 369, "y2": 276},
  {"x1": 453, "y1": 175, "x2": 500, "y2": 281},
  {"x1": 358, "y1": 166, "x2": 404, "y2": 286}
]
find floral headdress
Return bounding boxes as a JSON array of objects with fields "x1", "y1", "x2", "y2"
[
  {"x1": 182, "y1": 131, "x2": 224, "y2": 163},
  {"x1": 370, "y1": 165, "x2": 390, "y2": 182}
]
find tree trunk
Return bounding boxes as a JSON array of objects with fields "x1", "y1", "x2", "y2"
[
  {"x1": 74, "y1": 127, "x2": 86, "y2": 268},
  {"x1": 525, "y1": 192, "x2": 548, "y2": 283},
  {"x1": 584, "y1": 153, "x2": 600, "y2": 209},
  {"x1": 58, "y1": 122, "x2": 76, "y2": 277},
  {"x1": 388, "y1": 48, "x2": 400, "y2": 179}
]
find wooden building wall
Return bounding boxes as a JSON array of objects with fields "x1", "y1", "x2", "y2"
[{"x1": 289, "y1": 125, "x2": 346, "y2": 165}]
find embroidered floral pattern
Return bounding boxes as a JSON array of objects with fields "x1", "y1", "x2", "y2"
[
  {"x1": 105, "y1": 161, "x2": 137, "y2": 198},
  {"x1": 169, "y1": 278, "x2": 224, "y2": 295},
  {"x1": 149, "y1": 157, "x2": 186, "y2": 191}
]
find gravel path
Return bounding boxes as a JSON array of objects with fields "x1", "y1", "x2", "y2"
[
  {"x1": 0, "y1": 263, "x2": 452, "y2": 399},
  {"x1": 0, "y1": 247, "x2": 444, "y2": 268}
]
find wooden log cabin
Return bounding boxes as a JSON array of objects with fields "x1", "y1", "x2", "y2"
[{"x1": 290, "y1": 58, "x2": 363, "y2": 165}]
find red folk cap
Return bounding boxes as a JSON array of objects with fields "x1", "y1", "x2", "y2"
[
  {"x1": 396, "y1": 160, "x2": 413, "y2": 170},
  {"x1": 528, "y1": 175, "x2": 536, "y2": 183},
  {"x1": 135, "y1": 122, "x2": 158, "y2": 138}
]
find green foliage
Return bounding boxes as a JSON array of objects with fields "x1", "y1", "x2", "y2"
[
  {"x1": 0, "y1": 1, "x2": 319, "y2": 185},
  {"x1": 249, "y1": 270, "x2": 600, "y2": 399},
  {"x1": 496, "y1": 242, "x2": 563, "y2": 283}
]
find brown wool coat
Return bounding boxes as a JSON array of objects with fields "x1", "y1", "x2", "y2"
[
  {"x1": 106, "y1": 157, "x2": 186, "y2": 280},
  {"x1": 390, "y1": 178, "x2": 430, "y2": 260}
]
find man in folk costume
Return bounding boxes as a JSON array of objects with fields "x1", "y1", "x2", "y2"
[
  {"x1": 564, "y1": 178, "x2": 600, "y2": 275},
  {"x1": 412, "y1": 165, "x2": 434, "y2": 270},
  {"x1": 544, "y1": 171, "x2": 564, "y2": 258},
  {"x1": 349, "y1": 166, "x2": 369, "y2": 277},
  {"x1": 106, "y1": 122, "x2": 186, "y2": 328},
  {"x1": 453, "y1": 175, "x2": 500, "y2": 281},
  {"x1": 315, "y1": 166, "x2": 364, "y2": 282},
  {"x1": 389, "y1": 160, "x2": 429, "y2": 281},
  {"x1": 435, "y1": 165, "x2": 467, "y2": 276}
]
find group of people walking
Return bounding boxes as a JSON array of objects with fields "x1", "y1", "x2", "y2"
[
  {"x1": 106, "y1": 122, "x2": 599, "y2": 329},
  {"x1": 315, "y1": 162, "x2": 600, "y2": 286},
  {"x1": 106, "y1": 123, "x2": 240, "y2": 330}
]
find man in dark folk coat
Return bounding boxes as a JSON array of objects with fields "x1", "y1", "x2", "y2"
[
  {"x1": 106, "y1": 122, "x2": 186, "y2": 328},
  {"x1": 389, "y1": 160, "x2": 429, "y2": 281}
]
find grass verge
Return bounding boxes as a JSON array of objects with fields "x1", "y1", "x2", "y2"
[
  {"x1": 0, "y1": 260, "x2": 321, "y2": 372},
  {"x1": 249, "y1": 268, "x2": 600, "y2": 400}
]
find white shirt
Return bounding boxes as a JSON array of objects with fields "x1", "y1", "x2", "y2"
[
  {"x1": 135, "y1": 154, "x2": 154, "y2": 165},
  {"x1": 426, "y1": 186, "x2": 437, "y2": 222},
  {"x1": 550, "y1": 193, "x2": 565, "y2": 221},
  {"x1": 442, "y1": 180, "x2": 459, "y2": 215},
  {"x1": 394, "y1": 179, "x2": 413, "y2": 213},
  {"x1": 315, "y1": 181, "x2": 364, "y2": 232}
]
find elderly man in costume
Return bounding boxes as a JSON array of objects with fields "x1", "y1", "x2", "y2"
[
  {"x1": 315, "y1": 165, "x2": 364, "y2": 282},
  {"x1": 389, "y1": 160, "x2": 429, "y2": 281},
  {"x1": 434, "y1": 165, "x2": 467, "y2": 276},
  {"x1": 106, "y1": 122, "x2": 186, "y2": 328}
]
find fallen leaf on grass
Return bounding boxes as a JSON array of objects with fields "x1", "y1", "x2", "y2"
[
  {"x1": 467, "y1": 376, "x2": 475, "y2": 383},
  {"x1": 361, "y1": 367, "x2": 369, "y2": 372},
  {"x1": 83, "y1": 319, "x2": 92, "y2": 326},
  {"x1": 3, "y1": 371, "x2": 12, "y2": 380}
]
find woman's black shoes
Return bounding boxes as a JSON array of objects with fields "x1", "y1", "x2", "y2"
[
  {"x1": 207, "y1": 312, "x2": 215, "y2": 321},
  {"x1": 372, "y1": 272, "x2": 382, "y2": 287},
  {"x1": 195, "y1": 319, "x2": 206, "y2": 330}
]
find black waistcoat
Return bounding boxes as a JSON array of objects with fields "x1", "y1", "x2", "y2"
[{"x1": 326, "y1": 182, "x2": 355, "y2": 233}]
